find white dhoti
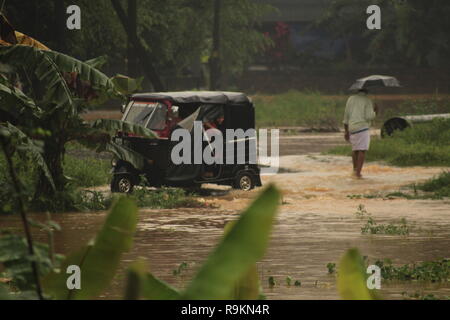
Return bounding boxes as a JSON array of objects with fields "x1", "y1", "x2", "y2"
[{"x1": 350, "y1": 129, "x2": 370, "y2": 151}]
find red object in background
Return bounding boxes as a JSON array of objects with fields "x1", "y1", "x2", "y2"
[{"x1": 265, "y1": 21, "x2": 291, "y2": 61}]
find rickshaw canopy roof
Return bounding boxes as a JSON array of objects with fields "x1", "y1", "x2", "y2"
[{"x1": 132, "y1": 91, "x2": 252, "y2": 105}]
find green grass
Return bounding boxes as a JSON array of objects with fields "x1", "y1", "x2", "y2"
[
  {"x1": 417, "y1": 171, "x2": 450, "y2": 198},
  {"x1": 381, "y1": 97, "x2": 450, "y2": 121},
  {"x1": 130, "y1": 187, "x2": 207, "y2": 209},
  {"x1": 327, "y1": 119, "x2": 450, "y2": 167},
  {"x1": 374, "y1": 258, "x2": 450, "y2": 282},
  {"x1": 63, "y1": 154, "x2": 111, "y2": 188},
  {"x1": 254, "y1": 90, "x2": 345, "y2": 129}
]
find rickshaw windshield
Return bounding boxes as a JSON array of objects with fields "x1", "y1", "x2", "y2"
[{"x1": 124, "y1": 102, "x2": 167, "y2": 130}]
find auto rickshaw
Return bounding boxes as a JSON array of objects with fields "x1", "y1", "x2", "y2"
[{"x1": 110, "y1": 91, "x2": 262, "y2": 193}]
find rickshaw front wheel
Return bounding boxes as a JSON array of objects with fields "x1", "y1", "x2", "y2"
[
  {"x1": 111, "y1": 174, "x2": 134, "y2": 193},
  {"x1": 234, "y1": 172, "x2": 255, "y2": 191}
]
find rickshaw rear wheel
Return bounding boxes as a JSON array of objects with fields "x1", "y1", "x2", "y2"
[
  {"x1": 111, "y1": 174, "x2": 134, "y2": 193},
  {"x1": 233, "y1": 172, "x2": 255, "y2": 191}
]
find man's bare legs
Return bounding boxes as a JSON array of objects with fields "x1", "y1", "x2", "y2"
[
  {"x1": 354, "y1": 150, "x2": 366, "y2": 178},
  {"x1": 352, "y1": 151, "x2": 358, "y2": 173}
]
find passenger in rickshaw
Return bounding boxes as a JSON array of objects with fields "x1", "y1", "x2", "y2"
[
  {"x1": 159, "y1": 106, "x2": 182, "y2": 138},
  {"x1": 204, "y1": 114, "x2": 224, "y2": 131},
  {"x1": 203, "y1": 112, "x2": 225, "y2": 178}
]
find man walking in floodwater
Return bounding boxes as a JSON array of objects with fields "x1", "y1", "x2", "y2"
[{"x1": 343, "y1": 88, "x2": 378, "y2": 178}]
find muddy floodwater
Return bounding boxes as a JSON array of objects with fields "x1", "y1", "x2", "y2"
[{"x1": 1, "y1": 132, "x2": 449, "y2": 299}]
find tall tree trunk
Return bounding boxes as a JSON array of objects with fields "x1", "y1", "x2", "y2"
[
  {"x1": 127, "y1": 0, "x2": 139, "y2": 77},
  {"x1": 209, "y1": 0, "x2": 222, "y2": 90},
  {"x1": 111, "y1": 0, "x2": 165, "y2": 91}
]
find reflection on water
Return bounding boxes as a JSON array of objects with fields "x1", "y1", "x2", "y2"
[{"x1": 1, "y1": 204, "x2": 449, "y2": 300}]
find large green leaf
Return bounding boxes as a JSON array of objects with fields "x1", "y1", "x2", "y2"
[
  {"x1": 0, "y1": 45, "x2": 119, "y2": 116},
  {"x1": 45, "y1": 50, "x2": 118, "y2": 100},
  {"x1": 0, "y1": 122, "x2": 55, "y2": 190},
  {"x1": 105, "y1": 141, "x2": 146, "y2": 171},
  {"x1": 85, "y1": 56, "x2": 108, "y2": 70},
  {"x1": 337, "y1": 248, "x2": 375, "y2": 300},
  {"x1": 181, "y1": 185, "x2": 280, "y2": 299},
  {"x1": 223, "y1": 221, "x2": 260, "y2": 300},
  {"x1": 125, "y1": 260, "x2": 180, "y2": 300},
  {"x1": 111, "y1": 74, "x2": 143, "y2": 95},
  {"x1": 42, "y1": 197, "x2": 138, "y2": 300},
  {"x1": 0, "y1": 45, "x2": 75, "y2": 114},
  {"x1": 0, "y1": 81, "x2": 42, "y2": 119},
  {"x1": 91, "y1": 119, "x2": 157, "y2": 139}
]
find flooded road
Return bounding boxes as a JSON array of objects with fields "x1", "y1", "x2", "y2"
[{"x1": 1, "y1": 132, "x2": 449, "y2": 300}]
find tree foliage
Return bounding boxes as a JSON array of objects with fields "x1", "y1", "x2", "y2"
[
  {"x1": 317, "y1": 0, "x2": 450, "y2": 67},
  {"x1": 3, "y1": 0, "x2": 273, "y2": 88}
]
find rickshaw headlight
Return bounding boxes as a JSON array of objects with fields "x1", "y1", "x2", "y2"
[{"x1": 111, "y1": 158, "x2": 118, "y2": 167}]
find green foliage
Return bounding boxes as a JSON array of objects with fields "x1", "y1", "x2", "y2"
[
  {"x1": 1, "y1": 123, "x2": 55, "y2": 191},
  {"x1": 317, "y1": 0, "x2": 450, "y2": 67},
  {"x1": 126, "y1": 260, "x2": 180, "y2": 300},
  {"x1": 0, "y1": 233, "x2": 62, "y2": 294},
  {"x1": 374, "y1": 258, "x2": 450, "y2": 282},
  {"x1": 268, "y1": 276, "x2": 276, "y2": 288},
  {"x1": 355, "y1": 205, "x2": 411, "y2": 235},
  {"x1": 111, "y1": 75, "x2": 144, "y2": 95},
  {"x1": 254, "y1": 90, "x2": 345, "y2": 129},
  {"x1": 361, "y1": 217, "x2": 410, "y2": 236},
  {"x1": 43, "y1": 197, "x2": 138, "y2": 299},
  {"x1": 337, "y1": 248, "x2": 375, "y2": 300},
  {"x1": 172, "y1": 262, "x2": 189, "y2": 276},
  {"x1": 63, "y1": 155, "x2": 110, "y2": 188},
  {"x1": 381, "y1": 98, "x2": 450, "y2": 122},
  {"x1": 131, "y1": 187, "x2": 205, "y2": 209},
  {"x1": 417, "y1": 171, "x2": 450, "y2": 198},
  {"x1": 327, "y1": 119, "x2": 450, "y2": 167},
  {"x1": 403, "y1": 291, "x2": 450, "y2": 300},
  {"x1": 91, "y1": 119, "x2": 157, "y2": 140},
  {"x1": 327, "y1": 262, "x2": 336, "y2": 274}
]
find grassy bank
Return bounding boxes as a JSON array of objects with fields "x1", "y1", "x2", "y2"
[
  {"x1": 253, "y1": 91, "x2": 450, "y2": 129},
  {"x1": 1, "y1": 146, "x2": 204, "y2": 213},
  {"x1": 417, "y1": 171, "x2": 450, "y2": 198},
  {"x1": 326, "y1": 119, "x2": 450, "y2": 167},
  {"x1": 254, "y1": 90, "x2": 345, "y2": 129}
]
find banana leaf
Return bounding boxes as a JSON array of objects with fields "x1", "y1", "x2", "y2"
[
  {"x1": 181, "y1": 185, "x2": 280, "y2": 299},
  {"x1": 224, "y1": 221, "x2": 260, "y2": 300},
  {"x1": 0, "y1": 45, "x2": 120, "y2": 115},
  {"x1": 105, "y1": 141, "x2": 146, "y2": 171},
  {"x1": 111, "y1": 74, "x2": 143, "y2": 95},
  {"x1": 14, "y1": 32, "x2": 50, "y2": 50},
  {"x1": 85, "y1": 56, "x2": 108, "y2": 70},
  {"x1": 45, "y1": 50, "x2": 118, "y2": 100},
  {"x1": 0, "y1": 45, "x2": 75, "y2": 114},
  {"x1": 91, "y1": 119, "x2": 157, "y2": 139},
  {"x1": 125, "y1": 261, "x2": 180, "y2": 300},
  {"x1": 337, "y1": 248, "x2": 376, "y2": 300},
  {"x1": 0, "y1": 82, "x2": 42, "y2": 119},
  {"x1": 0, "y1": 123, "x2": 55, "y2": 190},
  {"x1": 43, "y1": 197, "x2": 138, "y2": 300}
]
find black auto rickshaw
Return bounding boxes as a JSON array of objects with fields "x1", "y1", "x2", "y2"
[{"x1": 110, "y1": 91, "x2": 262, "y2": 193}]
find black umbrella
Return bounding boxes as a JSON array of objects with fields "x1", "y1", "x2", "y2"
[{"x1": 349, "y1": 75, "x2": 401, "y2": 91}]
